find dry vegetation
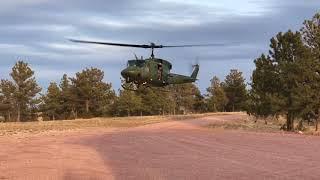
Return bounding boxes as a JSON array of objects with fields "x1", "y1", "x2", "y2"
[
  {"x1": 0, "y1": 114, "x2": 211, "y2": 136},
  {"x1": 207, "y1": 116, "x2": 283, "y2": 133},
  {"x1": 3, "y1": 112, "x2": 319, "y2": 136},
  {"x1": 207, "y1": 115, "x2": 320, "y2": 135},
  {"x1": 208, "y1": 118, "x2": 281, "y2": 132}
]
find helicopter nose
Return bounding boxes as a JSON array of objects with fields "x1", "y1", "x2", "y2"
[
  {"x1": 121, "y1": 69, "x2": 128, "y2": 78},
  {"x1": 121, "y1": 68, "x2": 136, "y2": 78}
]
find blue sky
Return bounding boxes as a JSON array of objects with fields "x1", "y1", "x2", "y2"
[{"x1": 0, "y1": 0, "x2": 319, "y2": 93}]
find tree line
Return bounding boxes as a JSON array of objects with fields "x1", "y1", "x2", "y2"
[{"x1": 0, "y1": 61, "x2": 248, "y2": 122}]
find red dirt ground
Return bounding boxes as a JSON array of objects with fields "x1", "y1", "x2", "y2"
[{"x1": 1, "y1": 114, "x2": 320, "y2": 180}]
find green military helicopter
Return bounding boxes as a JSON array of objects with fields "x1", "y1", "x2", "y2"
[{"x1": 70, "y1": 39, "x2": 222, "y2": 91}]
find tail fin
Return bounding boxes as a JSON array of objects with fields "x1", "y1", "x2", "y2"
[{"x1": 191, "y1": 64, "x2": 199, "y2": 79}]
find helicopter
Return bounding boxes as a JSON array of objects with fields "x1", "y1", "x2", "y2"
[{"x1": 69, "y1": 39, "x2": 222, "y2": 91}]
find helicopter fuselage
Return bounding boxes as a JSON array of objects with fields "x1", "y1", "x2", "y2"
[{"x1": 121, "y1": 58, "x2": 198, "y2": 87}]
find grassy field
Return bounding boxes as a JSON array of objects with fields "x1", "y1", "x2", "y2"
[{"x1": 0, "y1": 114, "x2": 212, "y2": 136}]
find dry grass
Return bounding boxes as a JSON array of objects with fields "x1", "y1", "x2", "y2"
[
  {"x1": 300, "y1": 126, "x2": 320, "y2": 136},
  {"x1": 207, "y1": 115, "x2": 320, "y2": 136},
  {"x1": 0, "y1": 112, "x2": 293, "y2": 136},
  {"x1": 0, "y1": 114, "x2": 212, "y2": 136},
  {"x1": 207, "y1": 116, "x2": 284, "y2": 133}
]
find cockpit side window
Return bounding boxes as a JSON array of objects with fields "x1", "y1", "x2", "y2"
[
  {"x1": 127, "y1": 60, "x2": 135, "y2": 67},
  {"x1": 127, "y1": 60, "x2": 145, "y2": 67}
]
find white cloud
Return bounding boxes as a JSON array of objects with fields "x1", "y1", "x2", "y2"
[
  {"x1": 45, "y1": 43, "x2": 93, "y2": 53},
  {"x1": 0, "y1": 43, "x2": 62, "y2": 59},
  {"x1": 1, "y1": 24, "x2": 75, "y2": 33},
  {"x1": 140, "y1": 15, "x2": 203, "y2": 27},
  {"x1": 160, "y1": 0, "x2": 271, "y2": 17},
  {"x1": 80, "y1": 0, "x2": 272, "y2": 30},
  {"x1": 0, "y1": 0, "x2": 51, "y2": 13},
  {"x1": 86, "y1": 17, "x2": 136, "y2": 29},
  {"x1": 85, "y1": 15, "x2": 203, "y2": 29}
]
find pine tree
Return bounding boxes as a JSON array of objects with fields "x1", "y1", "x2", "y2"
[
  {"x1": 6, "y1": 61, "x2": 41, "y2": 121},
  {"x1": 169, "y1": 84, "x2": 200, "y2": 114},
  {"x1": 222, "y1": 69, "x2": 247, "y2": 112},
  {"x1": 0, "y1": 80, "x2": 16, "y2": 121},
  {"x1": 70, "y1": 68, "x2": 115, "y2": 117},
  {"x1": 301, "y1": 13, "x2": 320, "y2": 54},
  {"x1": 249, "y1": 54, "x2": 283, "y2": 121},
  {"x1": 193, "y1": 92, "x2": 206, "y2": 113},
  {"x1": 0, "y1": 80, "x2": 15, "y2": 105},
  {"x1": 59, "y1": 74, "x2": 79, "y2": 119},
  {"x1": 206, "y1": 76, "x2": 228, "y2": 112},
  {"x1": 115, "y1": 89, "x2": 143, "y2": 116},
  {"x1": 41, "y1": 82, "x2": 61, "y2": 120},
  {"x1": 301, "y1": 13, "x2": 320, "y2": 131},
  {"x1": 270, "y1": 31, "x2": 313, "y2": 131},
  {"x1": 138, "y1": 88, "x2": 164, "y2": 115}
]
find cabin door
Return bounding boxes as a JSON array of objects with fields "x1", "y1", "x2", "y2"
[{"x1": 157, "y1": 63, "x2": 163, "y2": 81}]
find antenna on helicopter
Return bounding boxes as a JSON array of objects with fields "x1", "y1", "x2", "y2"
[{"x1": 133, "y1": 53, "x2": 139, "y2": 60}]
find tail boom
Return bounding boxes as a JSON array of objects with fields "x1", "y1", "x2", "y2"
[{"x1": 190, "y1": 64, "x2": 199, "y2": 79}]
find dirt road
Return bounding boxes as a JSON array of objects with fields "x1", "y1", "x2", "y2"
[{"x1": 1, "y1": 114, "x2": 320, "y2": 180}]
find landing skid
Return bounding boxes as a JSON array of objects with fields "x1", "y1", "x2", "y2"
[
  {"x1": 121, "y1": 83, "x2": 169, "y2": 92},
  {"x1": 149, "y1": 86, "x2": 170, "y2": 92},
  {"x1": 121, "y1": 82, "x2": 147, "y2": 91}
]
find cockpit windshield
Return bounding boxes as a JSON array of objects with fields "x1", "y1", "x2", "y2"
[{"x1": 127, "y1": 60, "x2": 145, "y2": 67}]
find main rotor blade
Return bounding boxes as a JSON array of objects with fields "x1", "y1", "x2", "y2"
[
  {"x1": 69, "y1": 39, "x2": 153, "y2": 48},
  {"x1": 162, "y1": 43, "x2": 227, "y2": 48},
  {"x1": 69, "y1": 39, "x2": 232, "y2": 48}
]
